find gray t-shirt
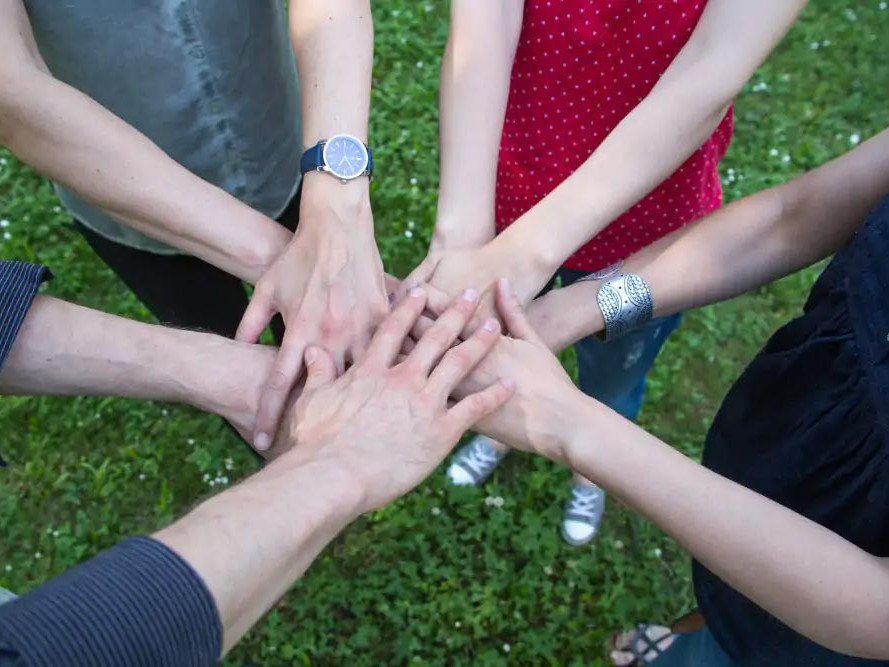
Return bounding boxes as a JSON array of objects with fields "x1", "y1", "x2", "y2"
[{"x1": 23, "y1": 0, "x2": 302, "y2": 254}]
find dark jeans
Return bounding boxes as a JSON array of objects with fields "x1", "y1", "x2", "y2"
[
  {"x1": 651, "y1": 626, "x2": 737, "y2": 666},
  {"x1": 558, "y1": 269, "x2": 682, "y2": 420},
  {"x1": 74, "y1": 193, "x2": 300, "y2": 340}
]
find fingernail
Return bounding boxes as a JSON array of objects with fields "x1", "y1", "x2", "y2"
[
  {"x1": 501, "y1": 378, "x2": 516, "y2": 391},
  {"x1": 462, "y1": 287, "x2": 479, "y2": 302},
  {"x1": 405, "y1": 280, "x2": 419, "y2": 291},
  {"x1": 483, "y1": 318, "x2": 499, "y2": 332},
  {"x1": 305, "y1": 347, "x2": 318, "y2": 365},
  {"x1": 410, "y1": 286, "x2": 426, "y2": 298},
  {"x1": 254, "y1": 432, "x2": 270, "y2": 451}
]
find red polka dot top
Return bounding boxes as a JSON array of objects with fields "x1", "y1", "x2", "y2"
[{"x1": 495, "y1": 0, "x2": 733, "y2": 273}]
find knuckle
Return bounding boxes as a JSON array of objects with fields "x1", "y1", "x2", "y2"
[
  {"x1": 442, "y1": 346, "x2": 470, "y2": 369},
  {"x1": 266, "y1": 369, "x2": 291, "y2": 392}
]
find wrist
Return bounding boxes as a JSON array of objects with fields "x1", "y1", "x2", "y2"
[
  {"x1": 487, "y1": 231, "x2": 554, "y2": 302},
  {"x1": 269, "y1": 450, "x2": 366, "y2": 522},
  {"x1": 240, "y1": 214, "x2": 292, "y2": 283},
  {"x1": 301, "y1": 170, "x2": 372, "y2": 222},
  {"x1": 172, "y1": 332, "x2": 273, "y2": 426}
]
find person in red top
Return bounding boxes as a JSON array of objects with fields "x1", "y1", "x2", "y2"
[{"x1": 400, "y1": 0, "x2": 806, "y2": 545}]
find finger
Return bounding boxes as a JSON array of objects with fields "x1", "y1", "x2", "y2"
[
  {"x1": 405, "y1": 288, "x2": 480, "y2": 376},
  {"x1": 235, "y1": 289, "x2": 276, "y2": 343},
  {"x1": 362, "y1": 287, "x2": 428, "y2": 370},
  {"x1": 253, "y1": 340, "x2": 306, "y2": 452},
  {"x1": 332, "y1": 348, "x2": 346, "y2": 376},
  {"x1": 496, "y1": 277, "x2": 543, "y2": 343},
  {"x1": 395, "y1": 255, "x2": 437, "y2": 303},
  {"x1": 409, "y1": 312, "x2": 436, "y2": 343},
  {"x1": 424, "y1": 282, "x2": 453, "y2": 316},
  {"x1": 303, "y1": 345, "x2": 336, "y2": 389},
  {"x1": 444, "y1": 379, "x2": 515, "y2": 436},
  {"x1": 400, "y1": 336, "x2": 417, "y2": 356},
  {"x1": 424, "y1": 317, "x2": 501, "y2": 402},
  {"x1": 384, "y1": 272, "x2": 402, "y2": 299},
  {"x1": 348, "y1": 333, "x2": 370, "y2": 368}
]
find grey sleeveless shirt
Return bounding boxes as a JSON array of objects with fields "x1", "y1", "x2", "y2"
[{"x1": 23, "y1": 0, "x2": 302, "y2": 254}]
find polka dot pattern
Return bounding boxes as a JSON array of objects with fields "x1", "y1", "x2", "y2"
[{"x1": 494, "y1": 0, "x2": 734, "y2": 272}]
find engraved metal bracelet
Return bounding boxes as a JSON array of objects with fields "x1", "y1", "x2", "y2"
[{"x1": 595, "y1": 273, "x2": 654, "y2": 342}]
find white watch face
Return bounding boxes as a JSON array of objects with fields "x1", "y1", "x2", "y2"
[{"x1": 322, "y1": 134, "x2": 368, "y2": 180}]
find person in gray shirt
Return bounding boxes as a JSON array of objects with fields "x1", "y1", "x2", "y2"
[{"x1": 0, "y1": 1, "x2": 389, "y2": 451}]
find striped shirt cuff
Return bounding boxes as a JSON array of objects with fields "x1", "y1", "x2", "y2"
[
  {"x1": 0, "y1": 536, "x2": 222, "y2": 666},
  {"x1": 0, "y1": 260, "x2": 51, "y2": 371}
]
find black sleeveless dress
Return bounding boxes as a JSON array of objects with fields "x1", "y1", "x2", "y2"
[{"x1": 695, "y1": 195, "x2": 889, "y2": 666}]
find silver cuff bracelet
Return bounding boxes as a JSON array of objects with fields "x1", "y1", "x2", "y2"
[{"x1": 595, "y1": 273, "x2": 653, "y2": 342}]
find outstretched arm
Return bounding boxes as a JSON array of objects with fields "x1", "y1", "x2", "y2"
[
  {"x1": 0, "y1": 0, "x2": 290, "y2": 283},
  {"x1": 433, "y1": 0, "x2": 525, "y2": 250},
  {"x1": 527, "y1": 127, "x2": 889, "y2": 351},
  {"x1": 237, "y1": 0, "x2": 390, "y2": 452},
  {"x1": 459, "y1": 282, "x2": 889, "y2": 661}
]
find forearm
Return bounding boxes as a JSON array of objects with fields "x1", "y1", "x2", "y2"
[
  {"x1": 495, "y1": 0, "x2": 805, "y2": 276},
  {"x1": 0, "y1": 66, "x2": 289, "y2": 283},
  {"x1": 433, "y1": 1, "x2": 524, "y2": 248},
  {"x1": 559, "y1": 398, "x2": 889, "y2": 659},
  {"x1": 531, "y1": 128, "x2": 889, "y2": 351},
  {"x1": 155, "y1": 452, "x2": 360, "y2": 653},
  {"x1": 0, "y1": 295, "x2": 273, "y2": 422}
]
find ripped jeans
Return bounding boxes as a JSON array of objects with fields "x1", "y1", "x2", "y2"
[{"x1": 559, "y1": 269, "x2": 682, "y2": 420}]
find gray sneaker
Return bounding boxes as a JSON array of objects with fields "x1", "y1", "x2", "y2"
[
  {"x1": 561, "y1": 483, "x2": 606, "y2": 546},
  {"x1": 446, "y1": 435, "x2": 507, "y2": 486}
]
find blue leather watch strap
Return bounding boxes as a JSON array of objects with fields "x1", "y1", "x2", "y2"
[
  {"x1": 366, "y1": 148, "x2": 374, "y2": 178},
  {"x1": 300, "y1": 141, "x2": 325, "y2": 175}
]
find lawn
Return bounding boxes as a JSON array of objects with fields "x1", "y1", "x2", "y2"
[{"x1": 1, "y1": 1, "x2": 888, "y2": 664}]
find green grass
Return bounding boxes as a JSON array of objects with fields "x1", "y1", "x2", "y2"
[{"x1": 1, "y1": 1, "x2": 888, "y2": 664}]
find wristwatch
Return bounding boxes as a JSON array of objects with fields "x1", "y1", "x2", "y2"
[{"x1": 300, "y1": 134, "x2": 374, "y2": 182}]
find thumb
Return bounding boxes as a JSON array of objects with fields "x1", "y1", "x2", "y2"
[
  {"x1": 303, "y1": 346, "x2": 337, "y2": 389},
  {"x1": 496, "y1": 278, "x2": 543, "y2": 343},
  {"x1": 236, "y1": 288, "x2": 275, "y2": 343},
  {"x1": 395, "y1": 254, "x2": 438, "y2": 303}
]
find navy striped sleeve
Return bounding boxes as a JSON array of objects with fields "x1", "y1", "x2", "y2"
[
  {"x1": 0, "y1": 260, "x2": 51, "y2": 371},
  {"x1": 0, "y1": 536, "x2": 222, "y2": 666}
]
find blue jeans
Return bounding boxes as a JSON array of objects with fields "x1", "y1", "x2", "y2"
[
  {"x1": 650, "y1": 626, "x2": 737, "y2": 666},
  {"x1": 558, "y1": 269, "x2": 682, "y2": 419}
]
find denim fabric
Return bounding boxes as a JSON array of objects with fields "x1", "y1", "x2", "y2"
[
  {"x1": 558, "y1": 269, "x2": 682, "y2": 419},
  {"x1": 650, "y1": 626, "x2": 738, "y2": 667}
]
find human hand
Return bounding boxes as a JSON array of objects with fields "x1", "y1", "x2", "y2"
[
  {"x1": 285, "y1": 286, "x2": 514, "y2": 513},
  {"x1": 454, "y1": 279, "x2": 586, "y2": 463},
  {"x1": 236, "y1": 175, "x2": 390, "y2": 452},
  {"x1": 396, "y1": 236, "x2": 551, "y2": 330}
]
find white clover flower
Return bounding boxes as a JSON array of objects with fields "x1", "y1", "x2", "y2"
[
  {"x1": 224, "y1": 457, "x2": 234, "y2": 471},
  {"x1": 821, "y1": 40, "x2": 831, "y2": 47},
  {"x1": 751, "y1": 81, "x2": 769, "y2": 92},
  {"x1": 845, "y1": 8, "x2": 858, "y2": 21},
  {"x1": 404, "y1": 229, "x2": 414, "y2": 239},
  {"x1": 454, "y1": 621, "x2": 461, "y2": 628},
  {"x1": 431, "y1": 507, "x2": 441, "y2": 516},
  {"x1": 416, "y1": 61, "x2": 424, "y2": 69},
  {"x1": 849, "y1": 133, "x2": 861, "y2": 146},
  {"x1": 485, "y1": 496, "x2": 495, "y2": 506},
  {"x1": 424, "y1": 3, "x2": 434, "y2": 12},
  {"x1": 652, "y1": 547, "x2": 663, "y2": 558},
  {"x1": 782, "y1": 154, "x2": 791, "y2": 164},
  {"x1": 410, "y1": 177, "x2": 418, "y2": 185},
  {"x1": 4, "y1": 564, "x2": 11, "y2": 572},
  {"x1": 544, "y1": 565, "x2": 553, "y2": 575},
  {"x1": 34, "y1": 552, "x2": 42, "y2": 559},
  {"x1": 392, "y1": 9, "x2": 400, "y2": 16},
  {"x1": 187, "y1": 438, "x2": 195, "y2": 445},
  {"x1": 138, "y1": 473, "x2": 146, "y2": 481},
  {"x1": 614, "y1": 539, "x2": 625, "y2": 550},
  {"x1": 0, "y1": 219, "x2": 9, "y2": 227},
  {"x1": 810, "y1": 41, "x2": 820, "y2": 50},
  {"x1": 0, "y1": 158, "x2": 7, "y2": 165},
  {"x1": 53, "y1": 530, "x2": 60, "y2": 538},
  {"x1": 47, "y1": 527, "x2": 53, "y2": 535},
  {"x1": 769, "y1": 148, "x2": 779, "y2": 157},
  {"x1": 880, "y1": 2, "x2": 888, "y2": 10},
  {"x1": 3, "y1": 232, "x2": 10, "y2": 241},
  {"x1": 407, "y1": 220, "x2": 415, "y2": 228},
  {"x1": 53, "y1": 206, "x2": 61, "y2": 213},
  {"x1": 503, "y1": 644, "x2": 511, "y2": 654},
  {"x1": 203, "y1": 473, "x2": 211, "y2": 483},
  {"x1": 493, "y1": 496, "x2": 505, "y2": 508}
]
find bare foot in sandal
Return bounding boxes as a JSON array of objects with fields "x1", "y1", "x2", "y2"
[{"x1": 610, "y1": 623, "x2": 675, "y2": 665}]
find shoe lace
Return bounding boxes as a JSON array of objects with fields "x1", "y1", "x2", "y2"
[
  {"x1": 566, "y1": 485, "x2": 601, "y2": 520},
  {"x1": 460, "y1": 441, "x2": 501, "y2": 477}
]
